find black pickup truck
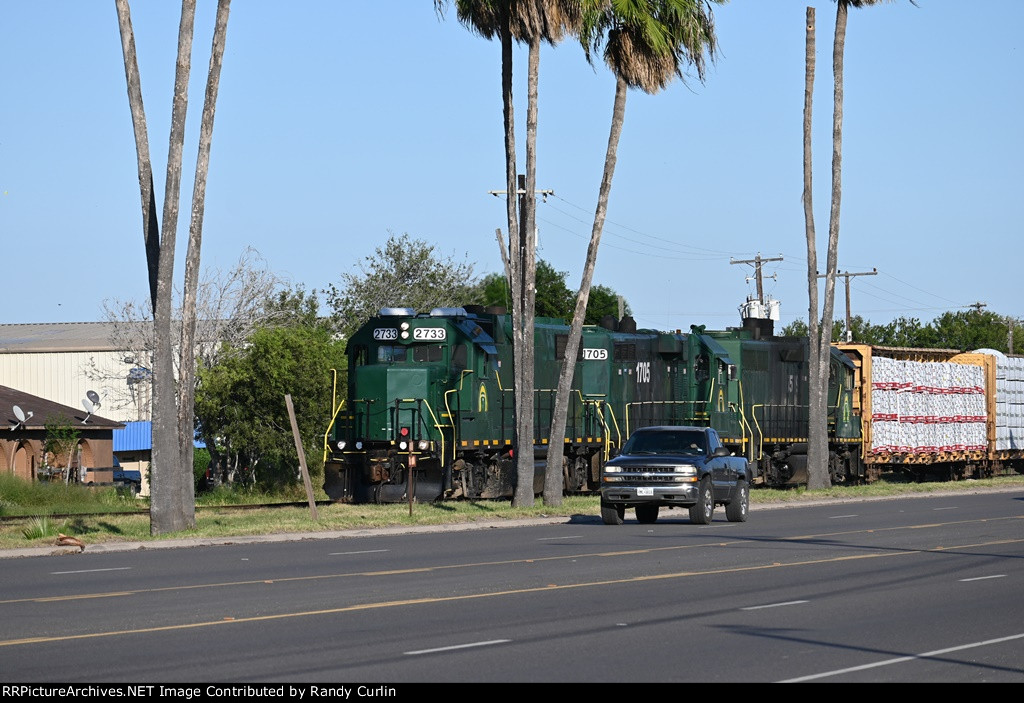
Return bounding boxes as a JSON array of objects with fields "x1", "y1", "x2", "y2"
[
  {"x1": 83, "y1": 458, "x2": 142, "y2": 496},
  {"x1": 599, "y1": 425, "x2": 752, "y2": 525}
]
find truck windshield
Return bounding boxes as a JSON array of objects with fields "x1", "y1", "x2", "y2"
[{"x1": 624, "y1": 431, "x2": 706, "y2": 456}]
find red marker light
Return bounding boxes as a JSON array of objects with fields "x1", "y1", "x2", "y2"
[{"x1": 399, "y1": 427, "x2": 410, "y2": 438}]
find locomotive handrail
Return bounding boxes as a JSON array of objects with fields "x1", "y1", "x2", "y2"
[
  {"x1": 734, "y1": 380, "x2": 756, "y2": 461},
  {"x1": 322, "y1": 398, "x2": 347, "y2": 464},
  {"x1": 596, "y1": 399, "x2": 622, "y2": 461},
  {"x1": 624, "y1": 400, "x2": 708, "y2": 435},
  {"x1": 750, "y1": 404, "x2": 766, "y2": 462},
  {"x1": 323, "y1": 368, "x2": 344, "y2": 464},
  {"x1": 728, "y1": 401, "x2": 753, "y2": 458},
  {"x1": 442, "y1": 373, "x2": 475, "y2": 467}
]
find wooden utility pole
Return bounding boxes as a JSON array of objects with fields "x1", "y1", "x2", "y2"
[
  {"x1": 731, "y1": 253, "x2": 783, "y2": 302},
  {"x1": 817, "y1": 268, "x2": 877, "y2": 341},
  {"x1": 285, "y1": 394, "x2": 319, "y2": 521},
  {"x1": 488, "y1": 178, "x2": 554, "y2": 305}
]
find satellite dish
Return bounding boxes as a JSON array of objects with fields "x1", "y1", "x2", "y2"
[
  {"x1": 82, "y1": 398, "x2": 94, "y2": 413},
  {"x1": 10, "y1": 405, "x2": 31, "y2": 431},
  {"x1": 87, "y1": 390, "x2": 100, "y2": 405}
]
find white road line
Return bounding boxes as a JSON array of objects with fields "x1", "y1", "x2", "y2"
[
  {"x1": 778, "y1": 632, "x2": 1024, "y2": 682},
  {"x1": 741, "y1": 600, "x2": 809, "y2": 610},
  {"x1": 959, "y1": 574, "x2": 1006, "y2": 582},
  {"x1": 405, "y1": 639, "x2": 511, "y2": 656},
  {"x1": 328, "y1": 549, "x2": 390, "y2": 556},
  {"x1": 51, "y1": 567, "x2": 132, "y2": 575},
  {"x1": 537, "y1": 535, "x2": 583, "y2": 541},
  {"x1": 829, "y1": 514, "x2": 858, "y2": 519}
]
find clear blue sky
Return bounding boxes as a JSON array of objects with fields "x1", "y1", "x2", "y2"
[{"x1": 2, "y1": 1, "x2": 1021, "y2": 332}]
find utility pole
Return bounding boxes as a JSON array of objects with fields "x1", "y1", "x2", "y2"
[
  {"x1": 731, "y1": 253, "x2": 783, "y2": 303},
  {"x1": 818, "y1": 268, "x2": 877, "y2": 342},
  {"x1": 488, "y1": 177, "x2": 554, "y2": 314}
]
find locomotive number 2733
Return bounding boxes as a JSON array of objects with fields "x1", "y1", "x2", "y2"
[{"x1": 413, "y1": 327, "x2": 446, "y2": 341}]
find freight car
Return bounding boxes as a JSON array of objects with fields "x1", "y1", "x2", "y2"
[
  {"x1": 321, "y1": 303, "x2": 864, "y2": 503},
  {"x1": 836, "y1": 344, "x2": 1024, "y2": 481}
]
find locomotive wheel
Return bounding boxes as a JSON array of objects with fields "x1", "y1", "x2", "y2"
[
  {"x1": 601, "y1": 500, "x2": 625, "y2": 525},
  {"x1": 635, "y1": 504, "x2": 659, "y2": 524},
  {"x1": 689, "y1": 477, "x2": 714, "y2": 525},
  {"x1": 725, "y1": 480, "x2": 749, "y2": 523}
]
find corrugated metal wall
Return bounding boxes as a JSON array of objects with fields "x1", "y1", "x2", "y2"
[{"x1": 0, "y1": 351, "x2": 150, "y2": 423}]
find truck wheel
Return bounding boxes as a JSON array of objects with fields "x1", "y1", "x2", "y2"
[
  {"x1": 601, "y1": 500, "x2": 625, "y2": 525},
  {"x1": 635, "y1": 504, "x2": 659, "y2": 524},
  {"x1": 725, "y1": 479, "x2": 749, "y2": 522},
  {"x1": 689, "y1": 477, "x2": 714, "y2": 525}
]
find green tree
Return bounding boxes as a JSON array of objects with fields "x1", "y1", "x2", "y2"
[
  {"x1": 475, "y1": 260, "x2": 630, "y2": 324},
  {"x1": 196, "y1": 322, "x2": 346, "y2": 492},
  {"x1": 585, "y1": 283, "x2": 629, "y2": 325},
  {"x1": 545, "y1": 0, "x2": 722, "y2": 506},
  {"x1": 924, "y1": 310, "x2": 1013, "y2": 352},
  {"x1": 324, "y1": 231, "x2": 479, "y2": 340},
  {"x1": 476, "y1": 259, "x2": 571, "y2": 317},
  {"x1": 42, "y1": 414, "x2": 80, "y2": 484}
]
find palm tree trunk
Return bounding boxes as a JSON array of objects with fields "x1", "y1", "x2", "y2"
[
  {"x1": 803, "y1": 6, "x2": 827, "y2": 490},
  {"x1": 544, "y1": 74, "x2": 627, "y2": 505},
  {"x1": 808, "y1": 0, "x2": 849, "y2": 490},
  {"x1": 179, "y1": 0, "x2": 231, "y2": 515},
  {"x1": 513, "y1": 33, "x2": 542, "y2": 507},
  {"x1": 114, "y1": 0, "x2": 160, "y2": 317},
  {"x1": 494, "y1": 18, "x2": 531, "y2": 508},
  {"x1": 151, "y1": 0, "x2": 197, "y2": 535}
]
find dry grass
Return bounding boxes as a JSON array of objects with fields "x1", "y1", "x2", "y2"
[{"x1": 3, "y1": 475, "x2": 1023, "y2": 552}]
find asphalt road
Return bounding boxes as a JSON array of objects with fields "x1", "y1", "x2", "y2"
[{"x1": 3, "y1": 489, "x2": 1023, "y2": 683}]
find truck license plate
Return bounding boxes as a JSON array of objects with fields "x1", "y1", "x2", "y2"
[{"x1": 637, "y1": 487, "x2": 654, "y2": 497}]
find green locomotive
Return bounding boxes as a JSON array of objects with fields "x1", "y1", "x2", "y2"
[{"x1": 322, "y1": 305, "x2": 864, "y2": 503}]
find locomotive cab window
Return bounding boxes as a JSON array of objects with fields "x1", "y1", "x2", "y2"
[
  {"x1": 351, "y1": 345, "x2": 368, "y2": 367},
  {"x1": 452, "y1": 343, "x2": 468, "y2": 372},
  {"x1": 695, "y1": 355, "x2": 709, "y2": 382},
  {"x1": 377, "y1": 345, "x2": 408, "y2": 363},
  {"x1": 376, "y1": 344, "x2": 444, "y2": 364},
  {"x1": 412, "y1": 344, "x2": 444, "y2": 363}
]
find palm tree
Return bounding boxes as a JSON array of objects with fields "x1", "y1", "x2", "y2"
[
  {"x1": 439, "y1": 1, "x2": 580, "y2": 506},
  {"x1": 115, "y1": 0, "x2": 231, "y2": 534},
  {"x1": 543, "y1": 0, "x2": 722, "y2": 506},
  {"x1": 805, "y1": 0, "x2": 907, "y2": 490},
  {"x1": 178, "y1": 0, "x2": 232, "y2": 514}
]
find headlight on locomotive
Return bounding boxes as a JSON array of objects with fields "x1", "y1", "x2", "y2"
[
  {"x1": 334, "y1": 440, "x2": 346, "y2": 451},
  {"x1": 417, "y1": 440, "x2": 430, "y2": 451}
]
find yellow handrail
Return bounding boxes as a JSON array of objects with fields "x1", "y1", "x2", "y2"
[{"x1": 322, "y1": 368, "x2": 346, "y2": 465}]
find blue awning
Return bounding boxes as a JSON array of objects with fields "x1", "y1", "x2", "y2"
[{"x1": 113, "y1": 421, "x2": 206, "y2": 451}]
